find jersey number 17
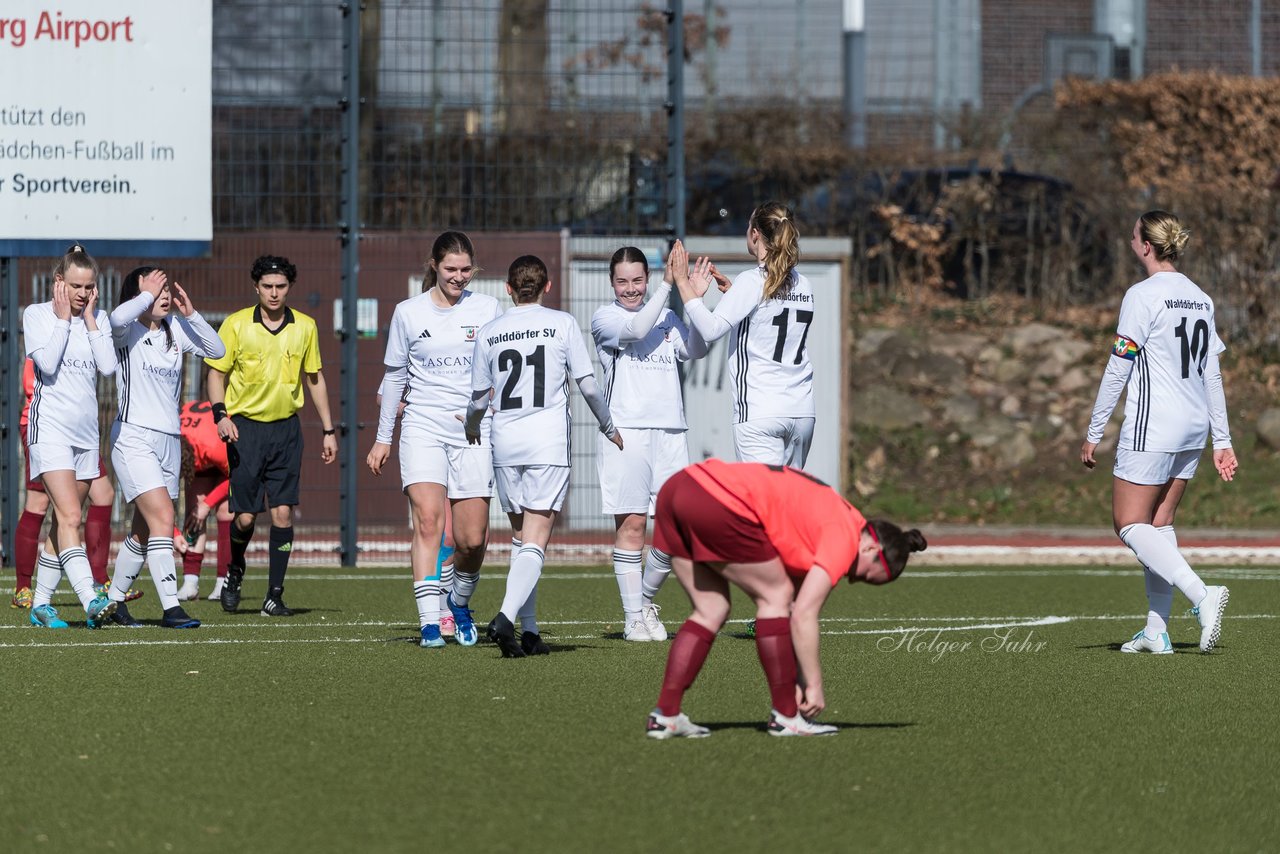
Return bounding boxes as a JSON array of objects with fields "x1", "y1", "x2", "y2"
[{"x1": 770, "y1": 308, "x2": 814, "y2": 365}]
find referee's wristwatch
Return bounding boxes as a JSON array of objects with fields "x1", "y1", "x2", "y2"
[{"x1": 323, "y1": 427, "x2": 337, "y2": 436}]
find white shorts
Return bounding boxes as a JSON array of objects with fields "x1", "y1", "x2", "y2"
[
  {"x1": 1114, "y1": 448, "x2": 1201, "y2": 486},
  {"x1": 733, "y1": 417, "x2": 815, "y2": 467},
  {"x1": 110, "y1": 421, "x2": 180, "y2": 502},
  {"x1": 494, "y1": 464, "x2": 570, "y2": 514},
  {"x1": 597, "y1": 428, "x2": 689, "y2": 515},
  {"x1": 400, "y1": 428, "x2": 494, "y2": 498},
  {"x1": 27, "y1": 442, "x2": 100, "y2": 482}
]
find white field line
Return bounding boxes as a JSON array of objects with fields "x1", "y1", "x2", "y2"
[
  {"x1": 7, "y1": 565, "x2": 1280, "y2": 591},
  {"x1": 2, "y1": 613, "x2": 1276, "y2": 648}
]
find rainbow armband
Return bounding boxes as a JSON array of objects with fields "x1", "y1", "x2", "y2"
[{"x1": 1111, "y1": 336, "x2": 1139, "y2": 360}]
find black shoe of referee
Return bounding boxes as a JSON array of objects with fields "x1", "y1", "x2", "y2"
[
  {"x1": 260, "y1": 587, "x2": 294, "y2": 617},
  {"x1": 220, "y1": 562, "x2": 244, "y2": 613}
]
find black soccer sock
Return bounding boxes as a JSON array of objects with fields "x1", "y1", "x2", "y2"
[
  {"x1": 268, "y1": 525, "x2": 294, "y2": 590},
  {"x1": 230, "y1": 520, "x2": 255, "y2": 570}
]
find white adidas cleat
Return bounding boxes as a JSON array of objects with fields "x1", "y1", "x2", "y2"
[
  {"x1": 176, "y1": 575, "x2": 201, "y2": 601},
  {"x1": 1194, "y1": 585, "x2": 1229, "y2": 653},
  {"x1": 767, "y1": 709, "x2": 838, "y2": 737},
  {"x1": 641, "y1": 603, "x2": 668, "y2": 641},
  {"x1": 624, "y1": 619, "x2": 654, "y2": 642},
  {"x1": 646, "y1": 711, "x2": 710, "y2": 740},
  {"x1": 1120, "y1": 629, "x2": 1173, "y2": 654},
  {"x1": 207, "y1": 577, "x2": 225, "y2": 601}
]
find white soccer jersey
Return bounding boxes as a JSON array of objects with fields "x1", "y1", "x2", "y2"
[
  {"x1": 470, "y1": 304, "x2": 595, "y2": 466},
  {"x1": 591, "y1": 300, "x2": 695, "y2": 430},
  {"x1": 112, "y1": 292, "x2": 225, "y2": 435},
  {"x1": 379, "y1": 289, "x2": 500, "y2": 446},
  {"x1": 1114, "y1": 272, "x2": 1226, "y2": 452},
  {"x1": 23, "y1": 302, "x2": 116, "y2": 449},
  {"x1": 685, "y1": 267, "x2": 816, "y2": 423}
]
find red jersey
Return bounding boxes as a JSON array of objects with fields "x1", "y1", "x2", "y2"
[
  {"x1": 20, "y1": 358, "x2": 34, "y2": 428},
  {"x1": 181, "y1": 400, "x2": 229, "y2": 476},
  {"x1": 684, "y1": 459, "x2": 867, "y2": 585}
]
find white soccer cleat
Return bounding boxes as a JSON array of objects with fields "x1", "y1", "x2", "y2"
[
  {"x1": 1194, "y1": 585, "x2": 1230, "y2": 653},
  {"x1": 766, "y1": 709, "x2": 838, "y2": 737},
  {"x1": 645, "y1": 711, "x2": 710, "y2": 740},
  {"x1": 176, "y1": 575, "x2": 201, "y2": 601},
  {"x1": 641, "y1": 603, "x2": 668, "y2": 641},
  {"x1": 624, "y1": 619, "x2": 654, "y2": 642},
  {"x1": 1120, "y1": 629, "x2": 1173, "y2": 654},
  {"x1": 207, "y1": 578, "x2": 225, "y2": 601}
]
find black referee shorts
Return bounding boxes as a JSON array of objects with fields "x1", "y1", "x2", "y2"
[{"x1": 228, "y1": 414, "x2": 303, "y2": 514}]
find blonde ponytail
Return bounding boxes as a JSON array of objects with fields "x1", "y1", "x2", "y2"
[{"x1": 751, "y1": 202, "x2": 800, "y2": 301}]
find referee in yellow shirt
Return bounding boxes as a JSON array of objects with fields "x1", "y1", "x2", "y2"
[{"x1": 205, "y1": 255, "x2": 338, "y2": 616}]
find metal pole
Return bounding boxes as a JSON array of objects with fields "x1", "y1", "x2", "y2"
[
  {"x1": 843, "y1": 0, "x2": 866, "y2": 149},
  {"x1": 666, "y1": 0, "x2": 686, "y2": 246},
  {"x1": 1251, "y1": 0, "x2": 1262, "y2": 77},
  {"x1": 0, "y1": 257, "x2": 19, "y2": 567},
  {"x1": 339, "y1": 1, "x2": 362, "y2": 567}
]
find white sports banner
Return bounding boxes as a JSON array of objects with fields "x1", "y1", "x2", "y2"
[{"x1": 0, "y1": 0, "x2": 211, "y2": 249}]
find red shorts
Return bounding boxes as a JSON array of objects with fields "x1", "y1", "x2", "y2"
[
  {"x1": 653, "y1": 469, "x2": 778, "y2": 565},
  {"x1": 21, "y1": 431, "x2": 106, "y2": 491}
]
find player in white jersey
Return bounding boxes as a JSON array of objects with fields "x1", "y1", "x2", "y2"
[
  {"x1": 465, "y1": 255, "x2": 623, "y2": 657},
  {"x1": 1082, "y1": 211, "x2": 1237, "y2": 654},
  {"x1": 592, "y1": 242, "x2": 708, "y2": 642},
  {"x1": 675, "y1": 202, "x2": 816, "y2": 467},
  {"x1": 102, "y1": 266, "x2": 226, "y2": 628},
  {"x1": 367, "y1": 231, "x2": 500, "y2": 649},
  {"x1": 21, "y1": 244, "x2": 119, "y2": 629}
]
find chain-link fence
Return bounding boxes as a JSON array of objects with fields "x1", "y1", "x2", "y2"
[{"x1": 8, "y1": 0, "x2": 1280, "y2": 569}]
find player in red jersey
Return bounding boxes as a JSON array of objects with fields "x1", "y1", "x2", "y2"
[
  {"x1": 644, "y1": 459, "x2": 926, "y2": 739},
  {"x1": 176, "y1": 399, "x2": 233, "y2": 601}
]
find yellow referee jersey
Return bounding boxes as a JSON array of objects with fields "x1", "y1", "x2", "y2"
[{"x1": 205, "y1": 305, "x2": 323, "y2": 422}]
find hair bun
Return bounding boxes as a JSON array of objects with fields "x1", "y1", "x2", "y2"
[
  {"x1": 68, "y1": 243, "x2": 84, "y2": 252},
  {"x1": 905, "y1": 530, "x2": 928, "y2": 553}
]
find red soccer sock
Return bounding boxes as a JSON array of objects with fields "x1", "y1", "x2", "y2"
[
  {"x1": 753, "y1": 616, "x2": 799, "y2": 717},
  {"x1": 15, "y1": 510, "x2": 45, "y2": 590},
  {"x1": 183, "y1": 550, "x2": 204, "y2": 577},
  {"x1": 85, "y1": 504, "x2": 112, "y2": 585},
  {"x1": 656, "y1": 620, "x2": 717, "y2": 716},
  {"x1": 216, "y1": 519, "x2": 231, "y2": 577}
]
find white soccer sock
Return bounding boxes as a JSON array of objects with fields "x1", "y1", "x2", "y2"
[
  {"x1": 453, "y1": 570, "x2": 479, "y2": 607},
  {"x1": 110, "y1": 536, "x2": 147, "y2": 603},
  {"x1": 613, "y1": 548, "x2": 644, "y2": 622},
  {"x1": 501, "y1": 543, "x2": 544, "y2": 625},
  {"x1": 438, "y1": 561, "x2": 455, "y2": 619},
  {"x1": 146, "y1": 537, "x2": 181, "y2": 611},
  {"x1": 414, "y1": 578, "x2": 440, "y2": 628},
  {"x1": 1142, "y1": 525, "x2": 1177, "y2": 636},
  {"x1": 58, "y1": 546, "x2": 97, "y2": 610},
  {"x1": 1119, "y1": 523, "x2": 1207, "y2": 606},
  {"x1": 517, "y1": 585, "x2": 539, "y2": 634},
  {"x1": 641, "y1": 546, "x2": 673, "y2": 604},
  {"x1": 33, "y1": 550, "x2": 63, "y2": 608}
]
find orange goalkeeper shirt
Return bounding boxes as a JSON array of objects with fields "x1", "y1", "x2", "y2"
[{"x1": 684, "y1": 459, "x2": 866, "y2": 585}]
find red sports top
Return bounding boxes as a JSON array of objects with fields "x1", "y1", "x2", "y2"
[
  {"x1": 20, "y1": 358, "x2": 34, "y2": 428},
  {"x1": 684, "y1": 459, "x2": 867, "y2": 584},
  {"x1": 181, "y1": 400, "x2": 230, "y2": 476}
]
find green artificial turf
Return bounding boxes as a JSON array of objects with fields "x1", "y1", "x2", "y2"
[{"x1": 1, "y1": 564, "x2": 1276, "y2": 853}]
